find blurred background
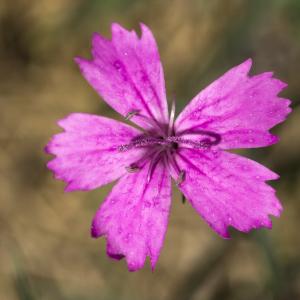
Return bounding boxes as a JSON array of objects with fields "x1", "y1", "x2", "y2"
[{"x1": 1, "y1": 0, "x2": 300, "y2": 299}]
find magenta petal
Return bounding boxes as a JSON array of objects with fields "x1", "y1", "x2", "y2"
[
  {"x1": 175, "y1": 59, "x2": 292, "y2": 149},
  {"x1": 91, "y1": 160, "x2": 171, "y2": 271},
  {"x1": 172, "y1": 148, "x2": 282, "y2": 238},
  {"x1": 75, "y1": 23, "x2": 168, "y2": 130},
  {"x1": 46, "y1": 113, "x2": 145, "y2": 191}
]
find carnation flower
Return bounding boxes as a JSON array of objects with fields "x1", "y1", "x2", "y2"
[{"x1": 45, "y1": 23, "x2": 291, "y2": 271}]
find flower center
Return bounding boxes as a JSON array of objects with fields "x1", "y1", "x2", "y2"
[
  {"x1": 121, "y1": 108, "x2": 221, "y2": 184},
  {"x1": 119, "y1": 129, "x2": 221, "y2": 185}
]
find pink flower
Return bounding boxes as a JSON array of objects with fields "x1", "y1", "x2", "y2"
[{"x1": 45, "y1": 23, "x2": 291, "y2": 271}]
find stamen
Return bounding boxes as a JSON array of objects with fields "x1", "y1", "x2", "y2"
[
  {"x1": 182, "y1": 194, "x2": 186, "y2": 204},
  {"x1": 168, "y1": 99, "x2": 176, "y2": 136},
  {"x1": 165, "y1": 149, "x2": 185, "y2": 186},
  {"x1": 124, "y1": 147, "x2": 162, "y2": 175},
  {"x1": 147, "y1": 150, "x2": 164, "y2": 183},
  {"x1": 125, "y1": 164, "x2": 140, "y2": 173},
  {"x1": 125, "y1": 110, "x2": 166, "y2": 137},
  {"x1": 125, "y1": 110, "x2": 140, "y2": 120},
  {"x1": 176, "y1": 170, "x2": 186, "y2": 186}
]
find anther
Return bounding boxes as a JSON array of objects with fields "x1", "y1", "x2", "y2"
[
  {"x1": 181, "y1": 194, "x2": 186, "y2": 204},
  {"x1": 176, "y1": 170, "x2": 186, "y2": 186},
  {"x1": 125, "y1": 164, "x2": 140, "y2": 173},
  {"x1": 125, "y1": 110, "x2": 140, "y2": 120}
]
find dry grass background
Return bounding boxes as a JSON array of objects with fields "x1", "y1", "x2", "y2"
[{"x1": 0, "y1": 0, "x2": 300, "y2": 299}]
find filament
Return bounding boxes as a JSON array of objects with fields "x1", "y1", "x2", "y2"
[
  {"x1": 125, "y1": 110, "x2": 166, "y2": 137},
  {"x1": 168, "y1": 99, "x2": 176, "y2": 136},
  {"x1": 146, "y1": 149, "x2": 164, "y2": 183}
]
